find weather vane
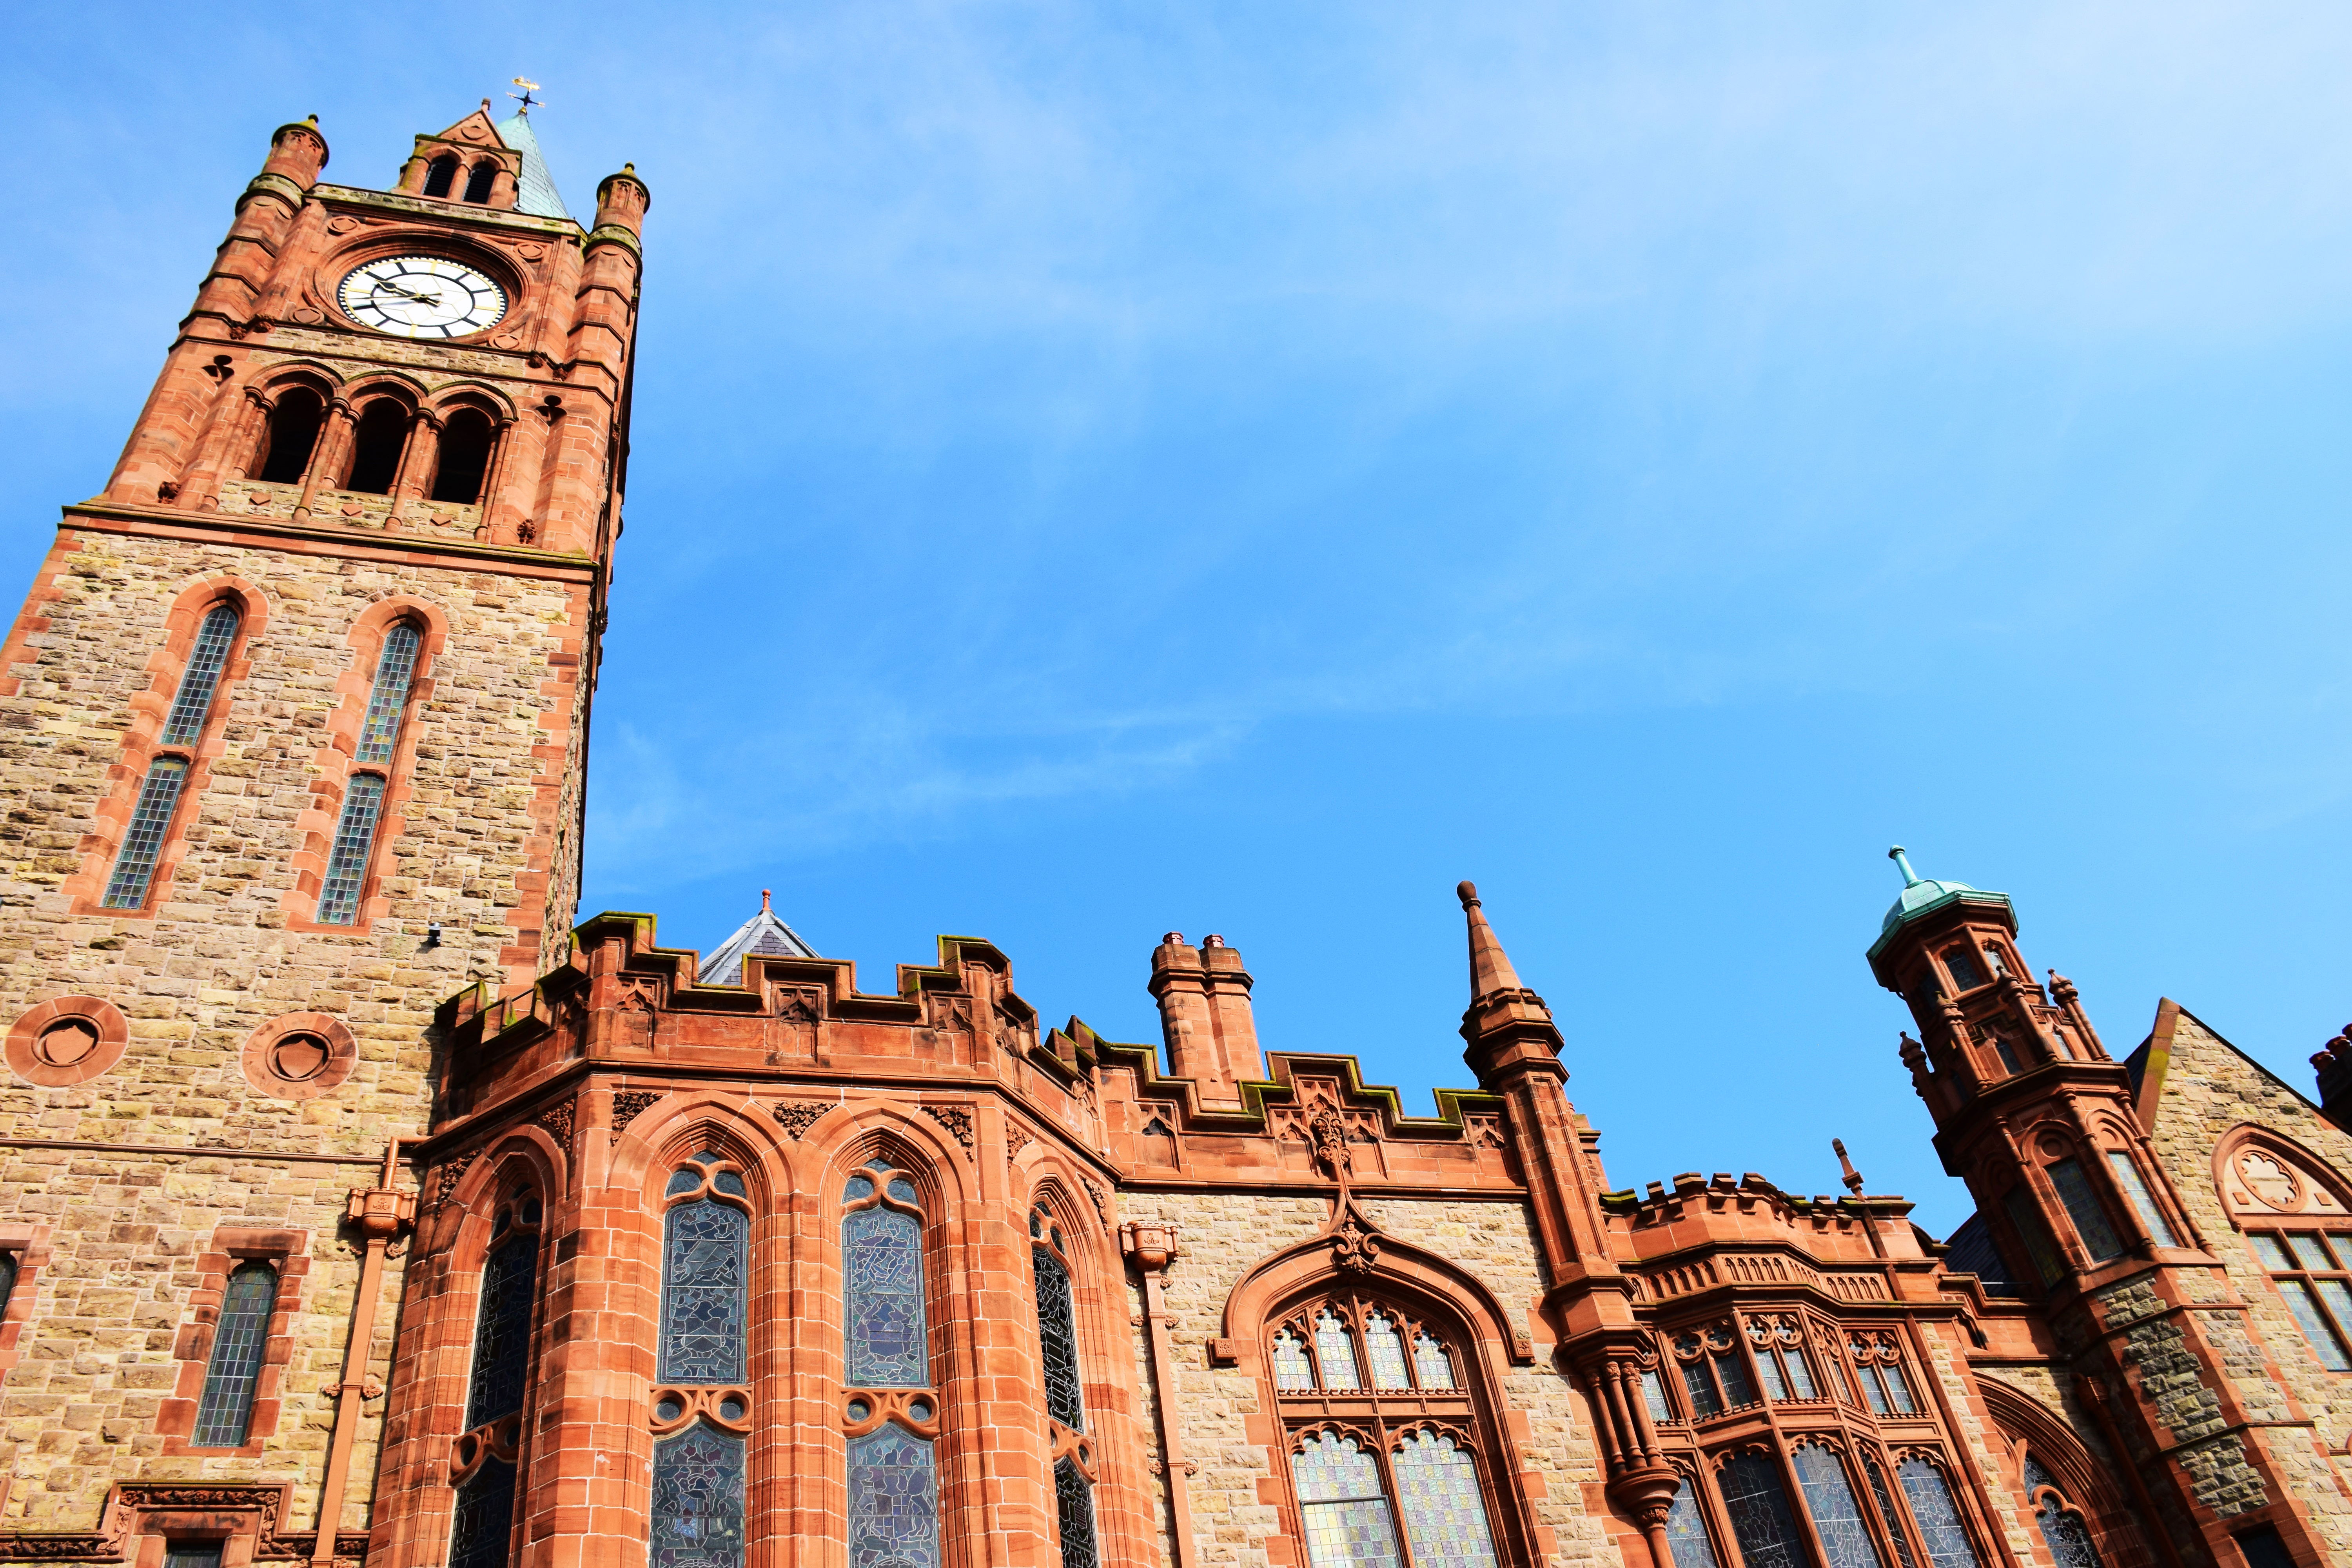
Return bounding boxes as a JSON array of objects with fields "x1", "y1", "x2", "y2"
[{"x1": 508, "y1": 77, "x2": 543, "y2": 113}]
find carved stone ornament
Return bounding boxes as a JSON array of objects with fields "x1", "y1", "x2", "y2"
[
  {"x1": 1332, "y1": 1216, "x2": 1381, "y2": 1274},
  {"x1": 434, "y1": 1151, "x2": 479, "y2": 1210},
  {"x1": 1082, "y1": 1177, "x2": 1110, "y2": 1224},
  {"x1": 771, "y1": 1101, "x2": 828, "y2": 1140},
  {"x1": 922, "y1": 1103, "x2": 976, "y2": 1152},
  {"x1": 535, "y1": 1097, "x2": 577, "y2": 1152},
  {"x1": 1006, "y1": 1123, "x2": 1034, "y2": 1167},
  {"x1": 610, "y1": 1088, "x2": 662, "y2": 1142}
]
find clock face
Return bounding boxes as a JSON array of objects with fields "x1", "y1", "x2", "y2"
[{"x1": 337, "y1": 255, "x2": 508, "y2": 339}]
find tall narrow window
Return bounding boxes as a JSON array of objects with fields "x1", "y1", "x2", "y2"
[
  {"x1": 464, "y1": 161, "x2": 498, "y2": 204},
  {"x1": 358, "y1": 624, "x2": 421, "y2": 764},
  {"x1": 1717, "y1": 1452, "x2": 1807, "y2": 1568},
  {"x1": 315, "y1": 774, "x2": 386, "y2": 925},
  {"x1": 1896, "y1": 1459, "x2": 1984, "y2": 1568},
  {"x1": 2021, "y1": 1457, "x2": 2102, "y2": 1568},
  {"x1": 163, "y1": 605, "x2": 239, "y2": 746},
  {"x1": 2105, "y1": 1151, "x2": 2179, "y2": 1247},
  {"x1": 2002, "y1": 1188, "x2": 2067, "y2": 1287},
  {"x1": 2248, "y1": 1231, "x2": 2352, "y2": 1369},
  {"x1": 845, "y1": 1158, "x2": 940, "y2": 1568},
  {"x1": 1030, "y1": 1203, "x2": 1096, "y2": 1568},
  {"x1": 1673, "y1": 1321, "x2": 1758, "y2": 1417},
  {"x1": 1791, "y1": 1444, "x2": 1889, "y2": 1568},
  {"x1": 1848, "y1": 1334, "x2": 1919, "y2": 1416},
  {"x1": 192, "y1": 1261, "x2": 277, "y2": 1446},
  {"x1": 1746, "y1": 1316, "x2": 1820, "y2": 1402},
  {"x1": 424, "y1": 154, "x2": 460, "y2": 198},
  {"x1": 2046, "y1": 1158, "x2": 2125, "y2": 1263},
  {"x1": 256, "y1": 389, "x2": 324, "y2": 483},
  {"x1": 432, "y1": 410, "x2": 497, "y2": 505},
  {"x1": 449, "y1": 1190, "x2": 540, "y2": 1568},
  {"x1": 103, "y1": 759, "x2": 187, "y2": 909},
  {"x1": 0, "y1": 1251, "x2": 17, "y2": 1320},
  {"x1": 344, "y1": 400, "x2": 408, "y2": 495},
  {"x1": 448, "y1": 1459, "x2": 517, "y2": 1568},
  {"x1": 1662, "y1": 1477, "x2": 1722, "y2": 1568},
  {"x1": 653, "y1": 1153, "x2": 750, "y2": 1568},
  {"x1": 1861, "y1": 1455, "x2": 1920, "y2": 1568}
]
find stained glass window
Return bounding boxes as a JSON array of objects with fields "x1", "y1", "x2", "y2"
[
  {"x1": 162, "y1": 605, "x2": 240, "y2": 746},
  {"x1": 103, "y1": 759, "x2": 188, "y2": 908},
  {"x1": 1054, "y1": 1455, "x2": 1099, "y2": 1568},
  {"x1": 2047, "y1": 1159, "x2": 2124, "y2": 1263},
  {"x1": 1791, "y1": 1444, "x2": 1889, "y2": 1568},
  {"x1": 1897, "y1": 1459, "x2": 1983, "y2": 1568},
  {"x1": 315, "y1": 773, "x2": 387, "y2": 924},
  {"x1": 1314, "y1": 1311, "x2": 1362, "y2": 1391},
  {"x1": 849, "y1": 1426, "x2": 940, "y2": 1568},
  {"x1": 2102, "y1": 1152, "x2": 2177, "y2": 1247},
  {"x1": 2023, "y1": 1458, "x2": 2102, "y2": 1568},
  {"x1": 1414, "y1": 1333, "x2": 1455, "y2": 1390},
  {"x1": 1663, "y1": 1479, "x2": 1721, "y2": 1568},
  {"x1": 1363, "y1": 1313, "x2": 1412, "y2": 1390},
  {"x1": 846, "y1": 1203, "x2": 928, "y2": 1388},
  {"x1": 1719, "y1": 1453, "x2": 1808, "y2": 1568},
  {"x1": 1274, "y1": 1329, "x2": 1316, "y2": 1390},
  {"x1": 466, "y1": 1230, "x2": 538, "y2": 1428},
  {"x1": 2003, "y1": 1188, "x2": 2068, "y2": 1286},
  {"x1": 448, "y1": 1457, "x2": 517, "y2": 1568},
  {"x1": 163, "y1": 1545, "x2": 223, "y2": 1568},
  {"x1": 193, "y1": 1261, "x2": 277, "y2": 1446},
  {"x1": 1034, "y1": 1242, "x2": 1083, "y2": 1430},
  {"x1": 1393, "y1": 1430, "x2": 1499, "y2": 1568},
  {"x1": 661, "y1": 1197, "x2": 747, "y2": 1385},
  {"x1": 652, "y1": 1423, "x2": 746, "y2": 1568},
  {"x1": 1641, "y1": 1368, "x2": 1672, "y2": 1423},
  {"x1": 357, "y1": 623, "x2": 421, "y2": 764},
  {"x1": 1862, "y1": 1456, "x2": 1920, "y2": 1568},
  {"x1": 1292, "y1": 1432, "x2": 1401, "y2": 1568}
]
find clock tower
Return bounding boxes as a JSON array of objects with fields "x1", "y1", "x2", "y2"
[{"x1": 0, "y1": 100, "x2": 644, "y2": 1541}]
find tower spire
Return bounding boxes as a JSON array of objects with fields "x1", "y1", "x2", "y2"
[{"x1": 1458, "y1": 880, "x2": 1526, "y2": 1000}]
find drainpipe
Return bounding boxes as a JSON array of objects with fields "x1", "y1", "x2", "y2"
[
  {"x1": 312, "y1": 1136, "x2": 417, "y2": 1566},
  {"x1": 1120, "y1": 1222, "x2": 1198, "y2": 1568}
]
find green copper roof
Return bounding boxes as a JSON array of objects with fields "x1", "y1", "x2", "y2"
[
  {"x1": 1868, "y1": 846, "x2": 2014, "y2": 959},
  {"x1": 495, "y1": 112, "x2": 570, "y2": 220}
]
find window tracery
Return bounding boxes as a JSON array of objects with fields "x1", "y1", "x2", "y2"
[
  {"x1": 1745, "y1": 1315, "x2": 1823, "y2": 1403},
  {"x1": 1671, "y1": 1321, "x2": 1759, "y2": 1417},
  {"x1": 2022, "y1": 1455, "x2": 2102, "y2": 1568},
  {"x1": 844, "y1": 1156, "x2": 940, "y2": 1568},
  {"x1": 1662, "y1": 1471, "x2": 1723, "y2": 1568},
  {"x1": 653, "y1": 1151, "x2": 752, "y2": 1568},
  {"x1": 1269, "y1": 1293, "x2": 1502, "y2": 1568},
  {"x1": 1030, "y1": 1202, "x2": 1097, "y2": 1568},
  {"x1": 2249, "y1": 1229, "x2": 2352, "y2": 1368},
  {"x1": 1846, "y1": 1333, "x2": 1919, "y2": 1416},
  {"x1": 446, "y1": 1187, "x2": 541, "y2": 1568}
]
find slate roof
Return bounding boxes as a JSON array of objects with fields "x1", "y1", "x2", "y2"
[
  {"x1": 1940, "y1": 1211, "x2": 2026, "y2": 1298},
  {"x1": 698, "y1": 899, "x2": 820, "y2": 985},
  {"x1": 495, "y1": 113, "x2": 571, "y2": 220}
]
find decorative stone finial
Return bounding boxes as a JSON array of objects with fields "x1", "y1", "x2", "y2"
[
  {"x1": 1833, "y1": 1138, "x2": 1865, "y2": 1196},
  {"x1": 761, "y1": 888, "x2": 771, "y2": 911},
  {"x1": 1889, "y1": 846, "x2": 1924, "y2": 887},
  {"x1": 1457, "y1": 880, "x2": 1479, "y2": 908}
]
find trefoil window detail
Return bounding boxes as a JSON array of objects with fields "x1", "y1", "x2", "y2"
[
  {"x1": 1672, "y1": 1321, "x2": 1759, "y2": 1418},
  {"x1": 1847, "y1": 1334, "x2": 1919, "y2": 1416},
  {"x1": 661, "y1": 1152, "x2": 749, "y2": 1384},
  {"x1": 2022, "y1": 1456, "x2": 2102, "y2": 1568},
  {"x1": 1744, "y1": 1315, "x2": 1821, "y2": 1403},
  {"x1": 192, "y1": 1260, "x2": 277, "y2": 1446}
]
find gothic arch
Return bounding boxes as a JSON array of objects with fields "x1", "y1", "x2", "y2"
[
  {"x1": 2213, "y1": 1123, "x2": 2352, "y2": 1225},
  {"x1": 428, "y1": 380, "x2": 520, "y2": 421},
  {"x1": 1976, "y1": 1374, "x2": 2152, "y2": 1568},
  {"x1": 609, "y1": 1091, "x2": 791, "y2": 1210},
  {"x1": 1218, "y1": 1226, "x2": 1534, "y2": 1374}
]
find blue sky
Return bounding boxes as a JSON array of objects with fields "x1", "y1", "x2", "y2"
[{"x1": 8, "y1": 4, "x2": 2352, "y2": 1232}]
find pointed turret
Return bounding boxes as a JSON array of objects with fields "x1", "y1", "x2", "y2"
[{"x1": 1456, "y1": 880, "x2": 1565, "y2": 1086}]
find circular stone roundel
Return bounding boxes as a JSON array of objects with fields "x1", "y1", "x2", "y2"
[
  {"x1": 241, "y1": 1012, "x2": 358, "y2": 1102},
  {"x1": 5, "y1": 996, "x2": 129, "y2": 1087}
]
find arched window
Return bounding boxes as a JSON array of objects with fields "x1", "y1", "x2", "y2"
[
  {"x1": 1671, "y1": 1320, "x2": 1759, "y2": 1417},
  {"x1": 343, "y1": 399, "x2": 408, "y2": 495},
  {"x1": 316, "y1": 619, "x2": 421, "y2": 926},
  {"x1": 1846, "y1": 1333, "x2": 1919, "y2": 1416},
  {"x1": 448, "y1": 1188, "x2": 541, "y2": 1568},
  {"x1": 2039, "y1": 1147, "x2": 2125, "y2": 1265},
  {"x1": 2022, "y1": 1455, "x2": 2102, "y2": 1568},
  {"x1": 463, "y1": 161, "x2": 497, "y2": 204},
  {"x1": 1715, "y1": 1451, "x2": 1807, "y2": 1568},
  {"x1": 844, "y1": 1157, "x2": 940, "y2": 1568},
  {"x1": 424, "y1": 155, "x2": 460, "y2": 198},
  {"x1": 255, "y1": 388, "x2": 325, "y2": 484},
  {"x1": 192, "y1": 1261, "x2": 277, "y2": 1446},
  {"x1": 1270, "y1": 1293, "x2": 1502, "y2": 1568},
  {"x1": 1031, "y1": 1202, "x2": 1095, "y2": 1568},
  {"x1": 652, "y1": 1151, "x2": 750, "y2": 1568},
  {"x1": 432, "y1": 410, "x2": 498, "y2": 505},
  {"x1": 1789, "y1": 1443, "x2": 1888, "y2": 1568},
  {"x1": 104, "y1": 602, "x2": 240, "y2": 910}
]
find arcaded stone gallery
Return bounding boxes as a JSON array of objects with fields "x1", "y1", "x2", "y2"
[{"x1": 0, "y1": 98, "x2": 2348, "y2": 1568}]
